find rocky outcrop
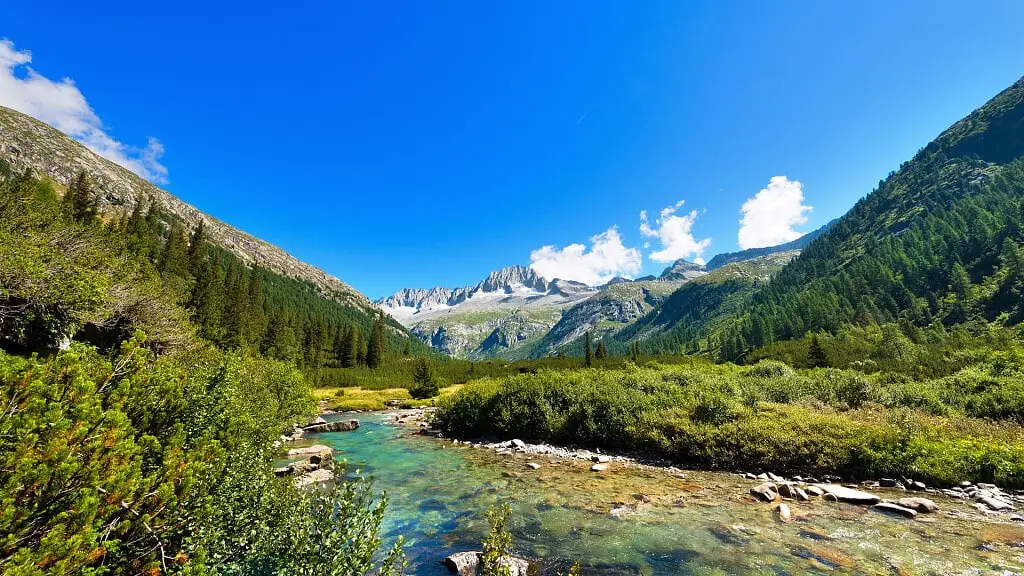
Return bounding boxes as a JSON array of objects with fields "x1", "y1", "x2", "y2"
[
  {"x1": 659, "y1": 259, "x2": 707, "y2": 281},
  {"x1": 302, "y1": 419, "x2": 359, "y2": 433}
]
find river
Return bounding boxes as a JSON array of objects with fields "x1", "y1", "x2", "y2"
[{"x1": 307, "y1": 412, "x2": 1024, "y2": 575}]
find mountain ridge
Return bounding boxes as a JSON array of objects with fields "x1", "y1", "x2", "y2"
[{"x1": 0, "y1": 105, "x2": 374, "y2": 312}]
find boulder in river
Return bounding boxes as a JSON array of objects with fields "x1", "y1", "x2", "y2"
[
  {"x1": 775, "y1": 503, "x2": 793, "y2": 523},
  {"x1": 303, "y1": 419, "x2": 359, "y2": 433},
  {"x1": 442, "y1": 551, "x2": 530, "y2": 576},
  {"x1": 897, "y1": 497, "x2": 939, "y2": 513},
  {"x1": 295, "y1": 468, "x2": 333, "y2": 488},
  {"x1": 815, "y1": 484, "x2": 881, "y2": 505},
  {"x1": 873, "y1": 502, "x2": 917, "y2": 518},
  {"x1": 750, "y1": 482, "x2": 777, "y2": 502}
]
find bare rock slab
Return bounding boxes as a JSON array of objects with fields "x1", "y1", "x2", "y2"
[{"x1": 815, "y1": 484, "x2": 881, "y2": 505}]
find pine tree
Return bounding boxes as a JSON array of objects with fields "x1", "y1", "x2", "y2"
[
  {"x1": 159, "y1": 221, "x2": 191, "y2": 280},
  {"x1": 187, "y1": 220, "x2": 209, "y2": 276},
  {"x1": 356, "y1": 330, "x2": 367, "y2": 366},
  {"x1": 125, "y1": 199, "x2": 150, "y2": 257},
  {"x1": 807, "y1": 334, "x2": 828, "y2": 368},
  {"x1": 595, "y1": 340, "x2": 608, "y2": 359},
  {"x1": 366, "y1": 313, "x2": 386, "y2": 369},
  {"x1": 191, "y1": 259, "x2": 226, "y2": 342},
  {"x1": 244, "y1": 266, "x2": 267, "y2": 350},
  {"x1": 584, "y1": 331, "x2": 593, "y2": 367},
  {"x1": 223, "y1": 264, "x2": 249, "y2": 349},
  {"x1": 337, "y1": 323, "x2": 357, "y2": 368},
  {"x1": 63, "y1": 171, "x2": 97, "y2": 224}
]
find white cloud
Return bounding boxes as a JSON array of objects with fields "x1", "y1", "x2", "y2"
[
  {"x1": 737, "y1": 176, "x2": 811, "y2": 249},
  {"x1": 639, "y1": 200, "x2": 712, "y2": 263},
  {"x1": 0, "y1": 39, "x2": 168, "y2": 184},
  {"x1": 529, "y1": 227, "x2": 642, "y2": 286}
]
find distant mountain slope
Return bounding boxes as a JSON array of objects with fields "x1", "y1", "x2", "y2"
[
  {"x1": 705, "y1": 219, "x2": 836, "y2": 271},
  {"x1": 0, "y1": 105, "x2": 372, "y2": 312},
  {"x1": 701, "y1": 75, "x2": 1024, "y2": 359},
  {"x1": 377, "y1": 265, "x2": 598, "y2": 358},
  {"x1": 608, "y1": 251, "x2": 799, "y2": 354}
]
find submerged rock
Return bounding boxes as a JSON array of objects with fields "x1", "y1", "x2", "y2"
[
  {"x1": 815, "y1": 484, "x2": 881, "y2": 505},
  {"x1": 897, "y1": 497, "x2": 939, "y2": 513},
  {"x1": 873, "y1": 502, "x2": 917, "y2": 518},
  {"x1": 750, "y1": 482, "x2": 778, "y2": 502}
]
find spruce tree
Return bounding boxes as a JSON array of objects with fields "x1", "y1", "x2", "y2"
[
  {"x1": 63, "y1": 170, "x2": 97, "y2": 224},
  {"x1": 595, "y1": 340, "x2": 608, "y2": 359},
  {"x1": 244, "y1": 266, "x2": 267, "y2": 350},
  {"x1": 355, "y1": 329, "x2": 366, "y2": 366},
  {"x1": 584, "y1": 331, "x2": 593, "y2": 367},
  {"x1": 125, "y1": 199, "x2": 150, "y2": 257},
  {"x1": 191, "y1": 259, "x2": 226, "y2": 342},
  {"x1": 187, "y1": 220, "x2": 209, "y2": 276},
  {"x1": 366, "y1": 314, "x2": 386, "y2": 369},
  {"x1": 159, "y1": 221, "x2": 191, "y2": 280},
  {"x1": 338, "y1": 323, "x2": 357, "y2": 368},
  {"x1": 807, "y1": 334, "x2": 828, "y2": 368}
]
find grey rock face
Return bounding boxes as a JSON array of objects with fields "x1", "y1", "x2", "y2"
[{"x1": 659, "y1": 259, "x2": 707, "y2": 281}]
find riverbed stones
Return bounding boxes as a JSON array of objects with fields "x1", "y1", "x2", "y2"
[
  {"x1": 591, "y1": 454, "x2": 611, "y2": 463},
  {"x1": 806, "y1": 485, "x2": 825, "y2": 497},
  {"x1": 815, "y1": 484, "x2": 881, "y2": 505},
  {"x1": 750, "y1": 482, "x2": 778, "y2": 502},
  {"x1": 976, "y1": 494, "x2": 1015, "y2": 511},
  {"x1": 302, "y1": 419, "x2": 359, "y2": 433},
  {"x1": 442, "y1": 551, "x2": 529, "y2": 576},
  {"x1": 873, "y1": 502, "x2": 917, "y2": 518},
  {"x1": 898, "y1": 497, "x2": 939, "y2": 513},
  {"x1": 510, "y1": 439, "x2": 527, "y2": 449}
]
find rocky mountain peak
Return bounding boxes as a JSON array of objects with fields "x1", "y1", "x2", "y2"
[
  {"x1": 478, "y1": 265, "x2": 548, "y2": 293},
  {"x1": 659, "y1": 259, "x2": 707, "y2": 281}
]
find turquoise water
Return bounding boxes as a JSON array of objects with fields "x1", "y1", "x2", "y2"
[{"x1": 308, "y1": 412, "x2": 1024, "y2": 575}]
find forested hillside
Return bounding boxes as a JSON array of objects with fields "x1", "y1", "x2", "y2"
[{"x1": 657, "y1": 76, "x2": 1024, "y2": 360}]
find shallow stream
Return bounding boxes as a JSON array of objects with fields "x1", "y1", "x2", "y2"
[{"x1": 307, "y1": 412, "x2": 1024, "y2": 575}]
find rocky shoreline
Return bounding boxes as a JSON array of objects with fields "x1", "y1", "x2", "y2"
[{"x1": 385, "y1": 407, "x2": 1023, "y2": 525}]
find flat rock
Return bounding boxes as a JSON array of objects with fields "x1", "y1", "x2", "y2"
[
  {"x1": 874, "y1": 502, "x2": 917, "y2": 518},
  {"x1": 977, "y1": 495, "x2": 1015, "y2": 511},
  {"x1": 591, "y1": 463, "x2": 609, "y2": 472},
  {"x1": 592, "y1": 455, "x2": 611, "y2": 463},
  {"x1": 510, "y1": 439, "x2": 527, "y2": 449},
  {"x1": 806, "y1": 486, "x2": 825, "y2": 497},
  {"x1": 898, "y1": 497, "x2": 939, "y2": 513},
  {"x1": 286, "y1": 444, "x2": 333, "y2": 457},
  {"x1": 815, "y1": 484, "x2": 881, "y2": 505},
  {"x1": 750, "y1": 482, "x2": 778, "y2": 502},
  {"x1": 526, "y1": 462, "x2": 541, "y2": 470}
]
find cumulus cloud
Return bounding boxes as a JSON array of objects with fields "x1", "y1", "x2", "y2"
[
  {"x1": 529, "y1": 227, "x2": 642, "y2": 286},
  {"x1": 737, "y1": 176, "x2": 811, "y2": 249},
  {"x1": 639, "y1": 200, "x2": 712, "y2": 263},
  {"x1": 0, "y1": 39, "x2": 168, "y2": 184}
]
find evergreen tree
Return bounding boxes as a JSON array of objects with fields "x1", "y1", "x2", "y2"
[
  {"x1": 159, "y1": 221, "x2": 190, "y2": 280},
  {"x1": 584, "y1": 331, "x2": 593, "y2": 367},
  {"x1": 125, "y1": 199, "x2": 150, "y2": 257},
  {"x1": 807, "y1": 334, "x2": 829, "y2": 368},
  {"x1": 187, "y1": 220, "x2": 209, "y2": 276},
  {"x1": 409, "y1": 356, "x2": 439, "y2": 399},
  {"x1": 366, "y1": 313, "x2": 386, "y2": 369},
  {"x1": 63, "y1": 170, "x2": 97, "y2": 224},
  {"x1": 337, "y1": 323, "x2": 357, "y2": 368},
  {"x1": 355, "y1": 329, "x2": 366, "y2": 366},
  {"x1": 191, "y1": 259, "x2": 226, "y2": 342},
  {"x1": 595, "y1": 340, "x2": 608, "y2": 359},
  {"x1": 244, "y1": 266, "x2": 267, "y2": 350}
]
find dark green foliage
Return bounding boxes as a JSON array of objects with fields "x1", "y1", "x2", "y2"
[
  {"x1": 409, "y1": 356, "x2": 439, "y2": 399},
  {"x1": 584, "y1": 330, "x2": 593, "y2": 367},
  {"x1": 62, "y1": 170, "x2": 98, "y2": 224},
  {"x1": 159, "y1": 220, "x2": 191, "y2": 280},
  {"x1": 807, "y1": 335, "x2": 828, "y2": 368},
  {"x1": 366, "y1": 312, "x2": 387, "y2": 369},
  {"x1": 595, "y1": 340, "x2": 608, "y2": 359}
]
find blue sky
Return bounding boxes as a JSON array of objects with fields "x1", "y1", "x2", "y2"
[{"x1": 3, "y1": 1, "x2": 1024, "y2": 298}]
